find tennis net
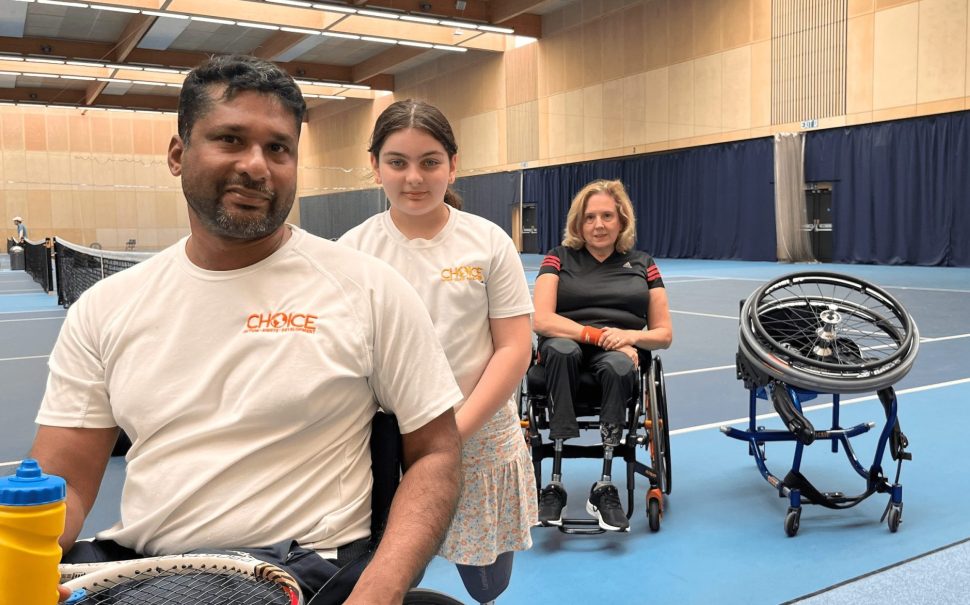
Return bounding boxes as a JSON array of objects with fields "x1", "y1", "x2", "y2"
[
  {"x1": 22, "y1": 238, "x2": 55, "y2": 293},
  {"x1": 54, "y1": 238, "x2": 155, "y2": 308}
]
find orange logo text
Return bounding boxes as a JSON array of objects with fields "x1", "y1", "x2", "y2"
[{"x1": 244, "y1": 312, "x2": 318, "y2": 334}]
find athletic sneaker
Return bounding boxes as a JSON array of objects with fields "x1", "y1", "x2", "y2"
[
  {"x1": 586, "y1": 482, "x2": 629, "y2": 531},
  {"x1": 538, "y1": 483, "x2": 567, "y2": 526}
]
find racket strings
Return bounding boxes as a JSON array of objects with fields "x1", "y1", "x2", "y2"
[{"x1": 75, "y1": 568, "x2": 294, "y2": 604}]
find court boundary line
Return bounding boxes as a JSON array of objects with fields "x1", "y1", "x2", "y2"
[
  {"x1": 781, "y1": 535, "x2": 970, "y2": 604},
  {"x1": 0, "y1": 354, "x2": 49, "y2": 362},
  {"x1": 0, "y1": 317, "x2": 65, "y2": 324},
  {"x1": 666, "y1": 274, "x2": 970, "y2": 294},
  {"x1": 670, "y1": 376, "x2": 970, "y2": 435}
]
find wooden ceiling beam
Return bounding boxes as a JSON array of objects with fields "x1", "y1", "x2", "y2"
[{"x1": 351, "y1": 46, "x2": 427, "y2": 83}]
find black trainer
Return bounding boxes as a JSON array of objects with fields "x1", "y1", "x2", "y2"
[
  {"x1": 586, "y1": 482, "x2": 629, "y2": 531},
  {"x1": 538, "y1": 483, "x2": 567, "y2": 526}
]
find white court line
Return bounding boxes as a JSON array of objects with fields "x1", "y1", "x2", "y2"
[
  {"x1": 0, "y1": 308, "x2": 65, "y2": 315},
  {"x1": 666, "y1": 364, "x2": 735, "y2": 377},
  {"x1": 0, "y1": 290, "x2": 45, "y2": 294},
  {"x1": 0, "y1": 317, "x2": 64, "y2": 324},
  {"x1": 664, "y1": 277, "x2": 724, "y2": 284},
  {"x1": 670, "y1": 376, "x2": 970, "y2": 436},
  {"x1": 0, "y1": 460, "x2": 23, "y2": 469},
  {"x1": 668, "y1": 274, "x2": 970, "y2": 294},
  {"x1": 670, "y1": 309, "x2": 738, "y2": 320},
  {"x1": 0, "y1": 355, "x2": 48, "y2": 362},
  {"x1": 921, "y1": 333, "x2": 970, "y2": 343}
]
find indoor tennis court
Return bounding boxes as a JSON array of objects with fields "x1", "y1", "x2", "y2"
[{"x1": 4, "y1": 0, "x2": 970, "y2": 603}]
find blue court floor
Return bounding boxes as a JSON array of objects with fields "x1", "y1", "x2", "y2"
[{"x1": 2, "y1": 257, "x2": 969, "y2": 604}]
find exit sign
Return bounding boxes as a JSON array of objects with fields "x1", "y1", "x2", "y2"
[{"x1": 801, "y1": 119, "x2": 819, "y2": 129}]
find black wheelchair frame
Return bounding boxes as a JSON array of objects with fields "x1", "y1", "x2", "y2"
[{"x1": 520, "y1": 350, "x2": 672, "y2": 534}]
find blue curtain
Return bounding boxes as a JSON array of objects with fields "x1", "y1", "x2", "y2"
[
  {"x1": 805, "y1": 111, "x2": 970, "y2": 266},
  {"x1": 524, "y1": 139, "x2": 775, "y2": 260},
  {"x1": 454, "y1": 171, "x2": 521, "y2": 236}
]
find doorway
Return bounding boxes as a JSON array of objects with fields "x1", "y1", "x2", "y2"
[{"x1": 805, "y1": 184, "x2": 833, "y2": 262}]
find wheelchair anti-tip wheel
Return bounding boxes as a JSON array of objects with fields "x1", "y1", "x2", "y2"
[{"x1": 739, "y1": 272, "x2": 919, "y2": 394}]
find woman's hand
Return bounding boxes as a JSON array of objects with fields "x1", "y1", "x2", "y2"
[
  {"x1": 617, "y1": 344, "x2": 639, "y2": 367},
  {"x1": 58, "y1": 585, "x2": 71, "y2": 602},
  {"x1": 600, "y1": 327, "x2": 638, "y2": 351}
]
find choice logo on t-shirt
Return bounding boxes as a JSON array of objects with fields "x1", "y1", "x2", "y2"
[
  {"x1": 244, "y1": 311, "x2": 318, "y2": 334},
  {"x1": 440, "y1": 266, "x2": 483, "y2": 282}
]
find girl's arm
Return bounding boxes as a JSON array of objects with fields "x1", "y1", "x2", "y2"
[{"x1": 454, "y1": 313, "x2": 532, "y2": 441}]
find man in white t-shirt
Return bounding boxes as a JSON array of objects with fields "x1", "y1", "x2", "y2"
[
  {"x1": 12, "y1": 216, "x2": 27, "y2": 243},
  {"x1": 29, "y1": 55, "x2": 462, "y2": 605}
]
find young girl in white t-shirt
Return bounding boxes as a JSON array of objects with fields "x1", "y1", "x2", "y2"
[{"x1": 339, "y1": 99, "x2": 536, "y2": 604}]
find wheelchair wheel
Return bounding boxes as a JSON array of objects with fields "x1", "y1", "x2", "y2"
[
  {"x1": 647, "y1": 497, "x2": 661, "y2": 532},
  {"x1": 739, "y1": 272, "x2": 919, "y2": 394},
  {"x1": 404, "y1": 588, "x2": 466, "y2": 604},
  {"x1": 647, "y1": 357, "x2": 672, "y2": 495}
]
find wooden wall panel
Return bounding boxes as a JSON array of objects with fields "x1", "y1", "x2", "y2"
[
  {"x1": 694, "y1": 0, "x2": 724, "y2": 57},
  {"x1": 623, "y1": 4, "x2": 647, "y2": 75},
  {"x1": 916, "y1": 0, "x2": 968, "y2": 103},
  {"x1": 847, "y1": 14, "x2": 876, "y2": 113},
  {"x1": 873, "y1": 2, "x2": 919, "y2": 109},
  {"x1": 723, "y1": 46, "x2": 752, "y2": 129},
  {"x1": 644, "y1": 67, "x2": 670, "y2": 143}
]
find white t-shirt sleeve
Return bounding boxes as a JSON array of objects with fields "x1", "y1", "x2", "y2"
[
  {"x1": 37, "y1": 295, "x2": 117, "y2": 428},
  {"x1": 486, "y1": 228, "x2": 534, "y2": 320},
  {"x1": 366, "y1": 267, "x2": 463, "y2": 434}
]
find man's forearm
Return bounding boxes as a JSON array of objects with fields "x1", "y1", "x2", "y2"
[{"x1": 347, "y1": 435, "x2": 461, "y2": 603}]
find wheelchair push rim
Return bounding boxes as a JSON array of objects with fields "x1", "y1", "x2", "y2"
[
  {"x1": 646, "y1": 356, "x2": 672, "y2": 495},
  {"x1": 738, "y1": 272, "x2": 919, "y2": 394}
]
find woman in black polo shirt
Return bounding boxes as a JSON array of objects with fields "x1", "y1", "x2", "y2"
[{"x1": 533, "y1": 179, "x2": 673, "y2": 532}]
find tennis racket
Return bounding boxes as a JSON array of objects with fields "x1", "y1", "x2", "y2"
[{"x1": 60, "y1": 552, "x2": 303, "y2": 604}]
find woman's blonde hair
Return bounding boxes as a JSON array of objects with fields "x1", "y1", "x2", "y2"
[{"x1": 562, "y1": 179, "x2": 637, "y2": 253}]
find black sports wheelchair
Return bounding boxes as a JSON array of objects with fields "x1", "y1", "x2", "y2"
[
  {"x1": 722, "y1": 272, "x2": 918, "y2": 536},
  {"x1": 520, "y1": 347, "x2": 672, "y2": 534}
]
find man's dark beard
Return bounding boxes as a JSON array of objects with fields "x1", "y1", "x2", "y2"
[{"x1": 188, "y1": 179, "x2": 292, "y2": 239}]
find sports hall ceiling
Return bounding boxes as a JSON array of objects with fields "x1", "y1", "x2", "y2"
[{"x1": 0, "y1": 0, "x2": 570, "y2": 114}]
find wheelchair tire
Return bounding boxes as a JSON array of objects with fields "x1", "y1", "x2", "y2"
[
  {"x1": 739, "y1": 272, "x2": 919, "y2": 394},
  {"x1": 655, "y1": 357, "x2": 672, "y2": 495},
  {"x1": 647, "y1": 497, "x2": 661, "y2": 532},
  {"x1": 404, "y1": 588, "x2": 466, "y2": 604},
  {"x1": 647, "y1": 357, "x2": 671, "y2": 495}
]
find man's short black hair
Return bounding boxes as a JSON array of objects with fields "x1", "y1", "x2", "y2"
[{"x1": 177, "y1": 54, "x2": 307, "y2": 144}]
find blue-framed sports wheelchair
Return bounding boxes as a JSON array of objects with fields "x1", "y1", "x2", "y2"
[
  {"x1": 722, "y1": 272, "x2": 918, "y2": 536},
  {"x1": 520, "y1": 348, "x2": 672, "y2": 534}
]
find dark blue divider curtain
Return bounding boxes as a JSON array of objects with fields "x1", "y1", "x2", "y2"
[
  {"x1": 524, "y1": 139, "x2": 775, "y2": 260},
  {"x1": 454, "y1": 171, "x2": 521, "y2": 236},
  {"x1": 805, "y1": 111, "x2": 970, "y2": 266}
]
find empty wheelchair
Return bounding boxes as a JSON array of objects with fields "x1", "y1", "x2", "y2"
[
  {"x1": 722, "y1": 272, "x2": 918, "y2": 536},
  {"x1": 521, "y1": 347, "x2": 671, "y2": 534}
]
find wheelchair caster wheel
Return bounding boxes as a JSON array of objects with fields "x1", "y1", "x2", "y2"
[
  {"x1": 784, "y1": 507, "x2": 801, "y2": 537},
  {"x1": 887, "y1": 504, "x2": 903, "y2": 533},
  {"x1": 648, "y1": 497, "x2": 661, "y2": 532}
]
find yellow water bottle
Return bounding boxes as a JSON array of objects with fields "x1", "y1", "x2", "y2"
[{"x1": 0, "y1": 459, "x2": 67, "y2": 605}]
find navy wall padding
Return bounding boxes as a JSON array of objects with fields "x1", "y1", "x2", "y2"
[
  {"x1": 524, "y1": 139, "x2": 776, "y2": 260},
  {"x1": 453, "y1": 171, "x2": 521, "y2": 236},
  {"x1": 805, "y1": 111, "x2": 970, "y2": 266},
  {"x1": 299, "y1": 189, "x2": 384, "y2": 240}
]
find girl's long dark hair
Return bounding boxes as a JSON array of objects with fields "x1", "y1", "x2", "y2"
[{"x1": 368, "y1": 99, "x2": 462, "y2": 209}]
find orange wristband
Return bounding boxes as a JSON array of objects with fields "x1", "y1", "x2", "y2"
[{"x1": 580, "y1": 326, "x2": 604, "y2": 345}]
